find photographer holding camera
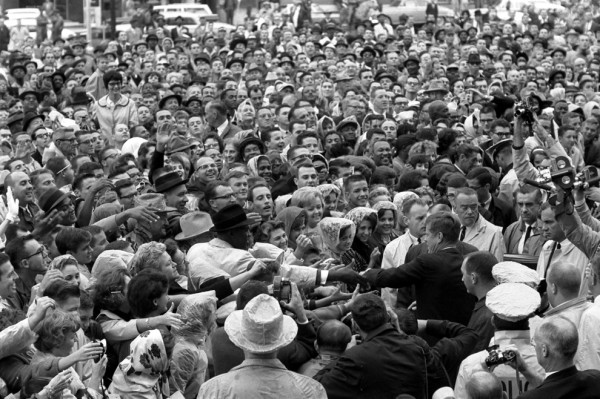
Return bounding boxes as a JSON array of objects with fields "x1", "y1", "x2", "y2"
[{"x1": 454, "y1": 282, "x2": 544, "y2": 398}]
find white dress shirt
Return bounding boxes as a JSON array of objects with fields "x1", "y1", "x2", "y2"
[{"x1": 380, "y1": 231, "x2": 420, "y2": 308}]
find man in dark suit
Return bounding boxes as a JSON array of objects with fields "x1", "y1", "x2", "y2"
[
  {"x1": 466, "y1": 167, "x2": 516, "y2": 232},
  {"x1": 364, "y1": 212, "x2": 476, "y2": 325},
  {"x1": 315, "y1": 294, "x2": 427, "y2": 399},
  {"x1": 511, "y1": 316, "x2": 600, "y2": 399}
]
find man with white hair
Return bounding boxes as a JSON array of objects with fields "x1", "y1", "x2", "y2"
[{"x1": 507, "y1": 317, "x2": 600, "y2": 398}]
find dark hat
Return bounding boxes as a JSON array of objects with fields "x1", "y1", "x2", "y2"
[
  {"x1": 7, "y1": 112, "x2": 24, "y2": 126},
  {"x1": 184, "y1": 96, "x2": 202, "y2": 107},
  {"x1": 19, "y1": 90, "x2": 41, "y2": 102},
  {"x1": 238, "y1": 136, "x2": 265, "y2": 156},
  {"x1": 166, "y1": 134, "x2": 195, "y2": 155},
  {"x1": 336, "y1": 117, "x2": 359, "y2": 131},
  {"x1": 375, "y1": 71, "x2": 396, "y2": 82},
  {"x1": 360, "y1": 46, "x2": 377, "y2": 58},
  {"x1": 39, "y1": 188, "x2": 69, "y2": 214},
  {"x1": 210, "y1": 203, "x2": 255, "y2": 232},
  {"x1": 424, "y1": 79, "x2": 449, "y2": 95},
  {"x1": 23, "y1": 60, "x2": 38, "y2": 70},
  {"x1": 548, "y1": 69, "x2": 566, "y2": 82},
  {"x1": 70, "y1": 87, "x2": 91, "y2": 106},
  {"x1": 51, "y1": 71, "x2": 66, "y2": 81},
  {"x1": 158, "y1": 93, "x2": 182, "y2": 109},
  {"x1": 229, "y1": 36, "x2": 248, "y2": 50},
  {"x1": 154, "y1": 171, "x2": 188, "y2": 193},
  {"x1": 133, "y1": 40, "x2": 147, "y2": 50},
  {"x1": 550, "y1": 47, "x2": 566, "y2": 57},
  {"x1": 487, "y1": 138, "x2": 513, "y2": 158},
  {"x1": 226, "y1": 58, "x2": 245, "y2": 69},
  {"x1": 529, "y1": 93, "x2": 553, "y2": 110},
  {"x1": 22, "y1": 112, "x2": 45, "y2": 132},
  {"x1": 9, "y1": 64, "x2": 26, "y2": 75},
  {"x1": 146, "y1": 34, "x2": 159, "y2": 42},
  {"x1": 515, "y1": 52, "x2": 529, "y2": 63},
  {"x1": 61, "y1": 51, "x2": 75, "y2": 60},
  {"x1": 194, "y1": 53, "x2": 211, "y2": 65},
  {"x1": 467, "y1": 53, "x2": 482, "y2": 64},
  {"x1": 134, "y1": 193, "x2": 176, "y2": 213},
  {"x1": 404, "y1": 55, "x2": 420, "y2": 67}
]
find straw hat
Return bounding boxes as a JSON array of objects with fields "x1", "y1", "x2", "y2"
[{"x1": 224, "y1": 294, "x2": 297, "y2": 353}]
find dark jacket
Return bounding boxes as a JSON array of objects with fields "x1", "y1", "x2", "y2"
[
  {"x1": 518, "y1": 366, "x2": 600, "y2": 399},
  {"x1": 467, "y1": 297, "x2": 495, "y2": 354},
  {"x1": 210, "y1": 321, "x2": 317, "y2": 375},
  {"x1": 315, "y1": 324, "x2": 427, "y2": 399},
  {"x1": 270, "y1": 173, "x2": 297, "y2": 200},
  {"x1": 365, "y1": 246, "x2": 476, "y2": 325},
  {"x1": 480, "y1": 195, "x2": 517, "y2": 232}
]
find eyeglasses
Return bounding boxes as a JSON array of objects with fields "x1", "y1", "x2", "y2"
[
  {"x1": 57, "y1": 164, "x2": 71, "y2": 175},
  {"x1": 120, "y1": 192, "x2": 138, "y2": 200},
  {"x1": 24, "y1": 245, "x2": 48, "y2": 259},
  {"x1": 57, "y1": 138, "x2": 77, "y2": 144},
  {"x1": 35, "y1": 133, "x2": 49, "y2": 139}
]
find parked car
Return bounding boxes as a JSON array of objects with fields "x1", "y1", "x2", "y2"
[
  {"x1": 280, "y1": 0, "x2": 341, "y2": 23},
  {"x1": 380, "y1": 0, "x2": 455, "y2": 26}
]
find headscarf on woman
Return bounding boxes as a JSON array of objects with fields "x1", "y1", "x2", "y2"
[
  {"x1": 234, "y1": 98, "x2": 256, "y2": 130},
  {"x1": 109, "y1": 329, "x2": 170, "y2": 399},
  {"x1": 343, "y1": 207, "x2": 377, "y2": 272},
  {"x1": 583, "y1": 101, "x2": 600, "y2": 120},
  {"x1": 369, "y1": 201, "x2": 399, "y2": 251},
  {"x1": 48, "y1": 254, "x2": 90, "y2": 288},
  {"x1": 317, "y1": 116, "x2": 335, "y2": 140},
  {"x1": 318, "y1": 217, "x2": 356, "y2": 261},
  {"x1": 247, "y1": 155, "x2": 269, "y2": 177}
]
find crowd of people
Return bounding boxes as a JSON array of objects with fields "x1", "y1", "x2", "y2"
[{"x1": 2, "y1": 0, "x2": 600, "y2": 398}]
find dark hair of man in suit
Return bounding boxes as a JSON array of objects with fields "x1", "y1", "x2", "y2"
[
  {"x1": 462, "y1": 251, "x2": 497, "y2": 285},
  {"x1": 426, "y1": 211, "x2": 460, "y2": 242},
  {"x1": 465, "y1": 371, "x2": 504, "y2": 399},
  {"x1": 351, "y1": 293, "x2": 389, "y2": 333},
  {"x1": 236, "y1": 280, "x2": 268, "y2": 310}
]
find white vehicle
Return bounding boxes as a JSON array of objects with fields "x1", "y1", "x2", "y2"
[
  {"x1": 4, "y1": 8, "x2": 77, "y2": 42},
  {"x1": 154, "y1": 3, "x2": 217, "y2": 20},
  {"x1": 4, "y1": 8, "x2": 40, "y2": 20}
]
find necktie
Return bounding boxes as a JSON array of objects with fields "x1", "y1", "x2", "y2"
[
  {"x1": 524, "y1": 225, "x2": 533, "y2": 243},
  {"x1": 459, "y1": 226, "x2": 466, "y2": 241},
  {"x1": 417, "y1": 237, "x2": 422, "y2": 244}
]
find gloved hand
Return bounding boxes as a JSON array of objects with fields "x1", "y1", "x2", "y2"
[{"x1": 4, "y1": 187, "x2": 19, "y2": 223}]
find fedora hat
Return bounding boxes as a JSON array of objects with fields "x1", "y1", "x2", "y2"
[
  {"x1": 134, "y1": 193, "x2": 176, "y2": 213},
  {"x1": 39, "y1": 188, "x2": 69, "y2": 214},
  {"x1": 19, "y1": 90, "x2": 41, "y2": 102},
  {"x1": 423, "y1": 79, "x2": 449, "y2": 95},
  {"x1": 159, "y1": 93, "x2": 182, "y2": 110},
  {"x1": 487, "y1": 138, "x2": 513, "y2": 158},
  {"x1": 154, "y1": 171, "x2": 188, "y2": 194},
  {"x1": 210, "y1": 204, "x2": 255, "y2": 232},
  {"x1": 225, "y1": 294, "x2": 297, "y2": 354},
  {"x1": 166, "y1": 134, "x2": 195, "y2": 155},
  {"x1": 175, "y1": 211, "x2": 214, "y2": 241}
]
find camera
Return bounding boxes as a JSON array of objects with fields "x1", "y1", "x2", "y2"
[
  {"x1": 93, "y1": 339, "x2": 107, "y2": 363},
  {"x1": 514, "y1": 98, "x2": 535, "y2": 124},
  {"x1": 529, "y1": 156, "x2": 600, "y2": 193},
  {"x1": 485, "y1": 345, "x2": 516, "y2": 368},
  {"x1": 272, "y1": 276, "x2": 292, "y2": 303}
]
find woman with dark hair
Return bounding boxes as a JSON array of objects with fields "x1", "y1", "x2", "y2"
[
  {"x1": 95, "y1": 70, "x2": 139, "y2": 145},
  {"x1": 235, "y1": 136, "x2": 266, "y2": 163},
  {"x1": 275, "y1": 207, "x2": 312, "y2": 264},
  {"x1": 344, "y1": 207, "x2": 379, "y2": 272},
  {"x1": 369, "y1": 201, "x2": 399, "y2": 254},
  {"x1": 436, "y1": 128, "x2": 458, "y2": 163}
]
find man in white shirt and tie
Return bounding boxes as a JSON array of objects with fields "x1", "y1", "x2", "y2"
[
  {"x1": 455, "y1": 188, "x2": 505, "y2": 262},
  {"x1": 380, "y1": 198, "x2": 429, "y2": 308}
]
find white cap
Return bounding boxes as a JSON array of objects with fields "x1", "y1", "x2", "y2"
[
  {"x1": 486, "y1": 283, "x2": 541, "y2": 322},
  {"x1": 493, "y1": 261, "x2": 541, "y2": 288},
  {"x1": 432, "y1": 387, "x2": 455, "y2": 399}
]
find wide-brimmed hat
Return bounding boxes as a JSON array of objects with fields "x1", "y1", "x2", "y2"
[
  {"x1": 19, "y1": 90, "x2": 41, "y2": 102},
  {"x1": 9, "y1": 64, "x2": 26, "y2": 75},
  {"x1": 467, "y1": 53, "x2": 482, "y2": 64},
  {"x1": 360, "y1": 46, "x2": 377, "y2": 57},
  {"x1": 225, "y1": 294, "x2": 297, "y2": 353},
  {"x1": 7, "y1": 112, "x2": 24, "y2": 126},
  {"x1": 175, "y1": 211, "x2": 214, "y2": 241},
  {"x1": 423, "y1": 79, "x2": 449, "y2": 94},
  {"x1": 158, "y1": 93, "x2": 182, "y2": 110},
  {"x1": 229, "y1": 36, "x2": 248, "y2": 50},
  {"x1": 39, "y1": 188, "x2": 69, "y2": 214},
  {"x1": 70, "y1": 87, "x2": 91, "y2": 106},
  {"x1": 166, "y1": 134, "x2": 195, "y2": 155},
  {"x1": 154, "y1": 171, "x2": 188, "y2": 194},
  {"x1": 210, "y1": 204, "x2": 255, "y2": 232},
  {"x1": 487, "y1": 138, "x2": 513, "y2": 158},
  {"x1": 134, "y1": 193, "x2": 176, "y2": 213},
  {"x1": 226, "y1": 58, "x2": 245, "y2": 69},
  {"x1": 238, "y1": 136, "x2": 265, "y2": 156},
  {"x1": 22, "y1": 112, "x2": 45, "y2": 132},
  {"x1": 404, "y1": 55, "x2": 420, "y2": 67}
]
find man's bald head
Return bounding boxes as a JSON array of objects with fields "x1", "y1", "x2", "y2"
[
  {"x1": 317, "y1": 320, "x2": 352, "y2": 352},
  {"x1": 465, "y1": 371, "x2": 503, "y2": 399},
  {"x1": 547, "y1": 262, "x2": 581, "y2": 300}
]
